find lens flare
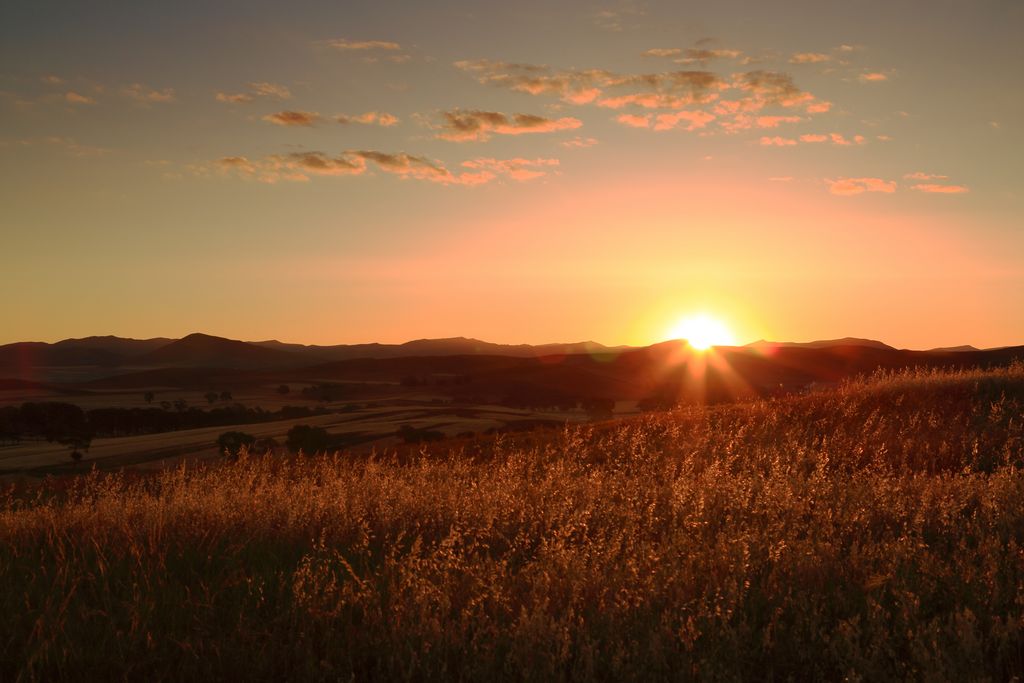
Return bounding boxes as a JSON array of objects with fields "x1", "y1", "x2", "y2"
[{"x1": 667, "y1": 314, "x2": 736, "y2": 351}]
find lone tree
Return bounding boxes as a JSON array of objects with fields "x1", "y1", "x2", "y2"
[
  {"x1": 286, "y1": 424, "x2": 330, "y2": 455},
  {"x1": 277, "y1": 384, "x2": 290, "y2": 395},
  {"x1": 205, "y1": 391, "x2": 219, "y2": 405},
  {"x1": 216, "y1": 431, "x2": 256, "y2": 460},
  {"x1": 220, "y1": 390, "x2": 232, "y2": 401},
  {"x1": 143, "y1": 391, "x2": 155, "y2": 404}
]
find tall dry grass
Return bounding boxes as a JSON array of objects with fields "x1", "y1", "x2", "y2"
[{"x1": 2, "y1": 364, "x2": 1023, "y2": 680}]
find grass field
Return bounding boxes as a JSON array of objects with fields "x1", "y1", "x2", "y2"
[{"x1": 2, "y1": 364, "x2": 1023, "y2": 680}]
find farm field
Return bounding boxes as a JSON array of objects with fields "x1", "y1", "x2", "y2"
[
  {"x1": 0, "y1": 399, "x2": 597, "y2": 475},
  {"x1": 2, "y1": 364, "x2": 1022, "y2": 680}
]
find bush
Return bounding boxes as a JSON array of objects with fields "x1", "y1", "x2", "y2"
[{"x1": 286, "y1": 424, "x2": 330, "y2": 454}]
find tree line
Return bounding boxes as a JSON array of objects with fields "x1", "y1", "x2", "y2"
[{"x1": 0, "y1": 402, "x2": 331, "y2": 448}]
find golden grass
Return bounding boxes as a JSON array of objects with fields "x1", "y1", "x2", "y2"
[{"x1": 2, "y1": 364, "x2": 1023, "y2": 680}]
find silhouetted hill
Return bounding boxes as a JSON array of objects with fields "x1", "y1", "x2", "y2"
[
  {"x1": 928, "y1": 345, "x2": 981, "y2": 352},
  {"x1": 747, "y1": 337, "x2": 895, "y2": 351},
  {"x1": 251, "y1": 336, "x2": 624, "y2": 361},
  {"x1": 135, "y1": 333, "x2": 302, "y2": 369},
  {"x1": 52, "y1": 335, "x2": 172, "y2": 355},
  {"x1": 0, "y1": 336, "x2": 171, "y2": 370}
]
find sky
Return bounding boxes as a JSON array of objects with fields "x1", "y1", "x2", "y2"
[{"x1": 1, "y1": 0, "x2": 1022, "y2": 349}]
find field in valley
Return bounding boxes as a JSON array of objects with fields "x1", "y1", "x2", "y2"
[{"x1": 2, "y1": 363, "x2": 1023, "y2": 680}]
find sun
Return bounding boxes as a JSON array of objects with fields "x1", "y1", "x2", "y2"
[{"x1": 667, "y1": 314, "x2": 736, "y2": 351}]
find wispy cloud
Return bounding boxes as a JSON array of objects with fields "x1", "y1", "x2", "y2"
[
  {"x1": 460, "y1": 157, "x2": 559, "y2": 182},
  {"x1": 216, "y1": 82, "x2": 291, "y2": 104},
  {"x1": 859, "y1": 72, "x2": 889, "y2": 83},
  {"x1": 616, "y1": 114, "x2": 650, "y2": 128},
  {"x1": 211, "y1": 151, "x2": 559, "y2": 186},
  {"x1": 789, "y1": 52, "x2": 831, "y2": 64},
  {"x1": 904, "y1": 171, "x2": 948, "y2": 181},
  {"x1": 435, "y1": 110, "x2": 582, "y2": 141},
  {"x1": 263, "y1": 110, "x2": 321, "y2": 126},
  {"x1": 617, "y1": 111, "x2": 715, "y2": 131},
  {"x1": 643, "y1": 47, "x2": 743, "y2": 64},
  {"x1": 593, "y1": 1, "x2": 644, "y2": 31},
  {"x1": 327, "y1": 39, "x2": 402, "y2": 51},
  {"x1": 759, "y1": 136, "x2": 797, "y2": 146},
  {"x1": 826, "y1": 177, "x2": 897, "y2": 195},
  {"x1": 42, "y1": 75, "x2": 65, "y2": 85},
  {"x1": 65, "y1": 92, "x2": 95, "y2": 105},
  {"x1": 215, "y1": 92, "x2": 253, "y2": 104},
  {"x1": 337, "y1": 111, "x2": 399, "y2": 127},
  {"x1": 910, "y1": 183, "x2": 970, "y2": 194},
  {"x1": 123, "y1": 84, "x2": 176, "y2": 103},
  {"x1": 756, "y1": 115, "x2": 802, "y2": 128},
  {"x1": 561, "y1": 136, "x2": 599, "y2": 148}
]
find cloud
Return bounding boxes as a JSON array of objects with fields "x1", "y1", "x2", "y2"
[
  {"x1": 788, "y1": 132, "x2": 866, "y2": 145},
  {"x1": 643, "y1": 48, "x2": 682, "y2": 58},
  {"x1": 249, "y1": 82, "x2": 292, "y2": 100},
  {"x1": 904, "y1": 171, "x2": 948, "y2": 181},
  {"x1": 676, "y1": 48, "x2": 743, "y2": 64},
  {"x1": 328, "y1": 39, "x2": 402, "y2": 51},
  {"x1": 436, "y1": 110, "x2": 582, "y2": 141},
  {"x1": 859, "y1": 72, "x2": 889, "y2": 83},
  {"x1": 216, "y1": 82, "x2": 291, "y2": 104},
  {"x1": 733, "y1": 71, "x2": 804, "y2": 105},
  {"x1": 215, "y1": 92, "x2": 254, "y2": 104},
  {"x1": 456, "y1": 60, "x2": 726, "y2": 109},
  {"x1": 42, "y1": 75, "x2": 65, "y2": 85},
  {"x1": 593, "y1": 1, "x2": 644, "y2": 31},
  {"x1": 561, "y1": 136, "x2": 599, "y2": 148},
  {"x1": 211, "y1": 150, "x2": 559, "y2": 185},
  {"x1": 455, "y1": 60, "x2": 611, "y2": 104},
  {"x1": 759, "y1": 136, "x2": 797, "y2": 146},
  {"x1": 756, "y1": 115, "x2": 801, "y2": 128},
  {"x1": 123, "y1": 84, "x2": 176, "y2": 103},
  {"x1": 263, "y1": 110, "x2": 321, "y2": 126},
  {"x1": 769, "y1": 176, "x2": 794, "y2": 182},
  {"x1": 910, "y1": 183, "x2": 969, "y2": 194},
  {"x1": 826, "y1": 177, "x2": 896, "y2": 195},
  {"x1": 337, "y1": 111, "x2": 400, "y2": 127},
  {"x1": 651, "y1": 110, "x2": 716, "y2": 131},
  {"x1": 616, "y1": 114, "x2": 651, "y2": 128},
  {"x1": 645, "y1": 47, "x2": 743, "y2": 63},
  {"x1": 456, "y1": 59, "x2": 841, "y2": 141},
  {"x1": 460, "y1": 157, "x2": 559, "y2": 182},
  {"x1": 789, "y1": 53, "x2": 831, "y2": 64},
  {"x1": 65, "y1": 91, "x2": 95, "y2": 105}
]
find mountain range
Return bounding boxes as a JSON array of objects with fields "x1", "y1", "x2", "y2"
[{"x1": 1, "y1": 332, "x2": 1021, "y2": 405}]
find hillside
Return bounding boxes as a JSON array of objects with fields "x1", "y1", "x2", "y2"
[
  {"x1": 2, "y1": 364, "x2": 1023, "y2": 680},
  {"x1": 134, "y1": 332, "x2": 303, "y2": 369}
]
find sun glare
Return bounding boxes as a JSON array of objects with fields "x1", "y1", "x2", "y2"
[{"x1": 668, "y1": 314, "x2": 736, "y2": 351}]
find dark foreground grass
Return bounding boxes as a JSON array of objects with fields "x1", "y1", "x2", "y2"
[{"x1": 2, "y1": 364, "x2": 1024, "y2": 681}]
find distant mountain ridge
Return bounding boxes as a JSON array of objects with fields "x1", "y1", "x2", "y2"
[
  {"x1": 136, "y1": 333, "x2": 302, "y2": 369},
  {"x1": 0, "y1": 332, "x2": 1006, "y2": 379},
  {"x1": 251, "y1": 336, "x2": 626, "y2": 362},
  {"x1": 746, "y1": 337, "x2": 896, "y2": 351}
]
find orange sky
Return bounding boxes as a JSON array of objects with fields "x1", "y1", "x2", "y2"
[{"x1": 1, "y1": 1, "x2": 1021, "y2": 349}]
